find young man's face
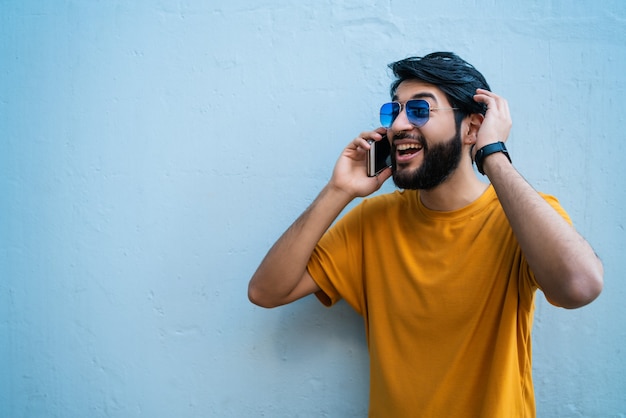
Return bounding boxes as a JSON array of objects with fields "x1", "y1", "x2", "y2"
[{"x1": 385, "y1": 80, "x2": 463, "y2": 190}]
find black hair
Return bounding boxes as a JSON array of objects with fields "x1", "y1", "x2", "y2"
[{"x1": 389, "y1": 52, "x2": 490, "y2": 119}]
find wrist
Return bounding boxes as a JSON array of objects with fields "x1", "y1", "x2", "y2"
[
  {"x1": 473, "y1": 141, "x2": 512, "y2": 175},
  {"x1": 324, "y1": 181, "x2": 356, "y2": 205}
]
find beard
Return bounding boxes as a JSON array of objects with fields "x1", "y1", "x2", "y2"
[{"x1": 391, "y1": 128, "x2": 463, "y2": 190}]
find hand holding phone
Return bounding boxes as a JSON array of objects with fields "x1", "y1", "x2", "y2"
[{"x1": 367, "y1": 135, "x2": 392, "y2": 177}]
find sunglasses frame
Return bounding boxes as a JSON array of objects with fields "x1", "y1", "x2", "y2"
[{"x1": 380, "y1": 99, "x2": 459, "y2": 128}]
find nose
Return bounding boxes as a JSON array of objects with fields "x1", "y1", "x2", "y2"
[{"x1": 390, "y1": 105, "x2": 414, "y2": 132}]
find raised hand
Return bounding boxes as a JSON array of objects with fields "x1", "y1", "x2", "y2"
[
  {"x1": 472, "y1": 89, "x2": 512, "y2": 158},
  {"x1": 329, "y1": 128, "x2": 392, "y2": 199}
]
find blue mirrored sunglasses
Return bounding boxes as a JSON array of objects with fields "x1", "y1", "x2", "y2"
[{"x1": 379, "y1": 99, "x2": 458, "y2": 128}]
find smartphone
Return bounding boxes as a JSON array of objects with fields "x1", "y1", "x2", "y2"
[{"x1": 367, "y1": 136, "x2": 392, "y2": 177}]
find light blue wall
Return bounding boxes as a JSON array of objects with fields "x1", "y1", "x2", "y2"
[{"x1": 1, "y1": 1, "x2": 624, "y2": 416}]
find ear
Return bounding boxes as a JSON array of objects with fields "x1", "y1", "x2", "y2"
[{"x1": 463, "y1": 113, "x2": 484, "y2": 146}]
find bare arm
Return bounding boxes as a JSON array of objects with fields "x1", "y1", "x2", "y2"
[
  {"x1": 474, "y1": 90, "x2": 603, "y2": 308},
  {"x1": 248, "y1": 130, "x2": 392, "y2": 308}
]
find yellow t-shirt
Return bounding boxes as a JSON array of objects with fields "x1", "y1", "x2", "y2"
[{"x1": 307, "y1": 185, "x2": 570, "y2": 418}]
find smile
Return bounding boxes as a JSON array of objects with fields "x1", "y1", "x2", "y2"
[
  {"x1": 394, "y1": 142, "x2": 424, "y2": 165},
  {"x1": 396, "y1": 143, "x2": 423, "y2": 156}
]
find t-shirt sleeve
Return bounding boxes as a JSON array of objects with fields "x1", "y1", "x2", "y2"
[{"x1": 307, "y1": 202, "x2": 367, "y2": 314}]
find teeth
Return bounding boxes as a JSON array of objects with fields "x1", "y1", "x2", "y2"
[{"x1": 396, "y1": 143, "x2": 422, "y2": 151}]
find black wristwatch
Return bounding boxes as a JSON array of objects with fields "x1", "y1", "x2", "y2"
[{"x1": 474, "y1": 141, "x2": 512, "y2": 175}]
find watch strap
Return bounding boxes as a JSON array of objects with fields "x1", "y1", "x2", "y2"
[{"x1": 474, "y1": 141, "x2": 511, "y2": 175}]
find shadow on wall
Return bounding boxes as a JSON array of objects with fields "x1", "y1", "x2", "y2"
[
  {"x1": 273, "y1": 296, "x2": 367, "y2": 356},
  {"x1": 272, "y1": 295, "x2": 369, "y2": 378}
]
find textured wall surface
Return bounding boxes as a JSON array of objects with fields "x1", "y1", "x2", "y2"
[{"x1": 1, "y1": 1, "x2": 625, "y2": 417}]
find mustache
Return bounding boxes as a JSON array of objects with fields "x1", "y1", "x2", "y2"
[{"x1": 392, "y1": 132, "x2": 425, "y2": 145}]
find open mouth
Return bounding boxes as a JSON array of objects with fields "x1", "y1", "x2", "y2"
[
  {"x1": 395, "y1": 143, "x2": 424, "y2": 164},
  {"x1": 396, "y1": 143, "x2": 423, "y2": 156}
]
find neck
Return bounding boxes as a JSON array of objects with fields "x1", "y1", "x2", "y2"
[{"x1": 418, "y1": 162, "x2": 488, "y2": 211}]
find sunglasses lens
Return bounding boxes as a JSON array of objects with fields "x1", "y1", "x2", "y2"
[
  {"x1": 406, "y1": 100, "x2": 430, "y2": 127},
  {"x1": 380, "y1": 102, "x2": 399, "y2": 128}
]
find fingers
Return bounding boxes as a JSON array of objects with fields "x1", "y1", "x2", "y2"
[
  {"x1": 474, "y1": 89, "x2": 509, "y2": 112},
  {"x1": 473, "y1": 89, "x2": 512, "y2": 147},
  {"x1": 350, "y1": 129, "x2": 388, "y2": 152},
  {"x1": 376, "y1": 166, "x2": 393, "y2": 183},
  {"x1": 353, "y1": 135, "x2": 371, "y2": 151}
]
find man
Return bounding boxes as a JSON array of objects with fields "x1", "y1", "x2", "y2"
[{"x1": 248, "y1": 52, "x2": 603, "y2": 417}]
